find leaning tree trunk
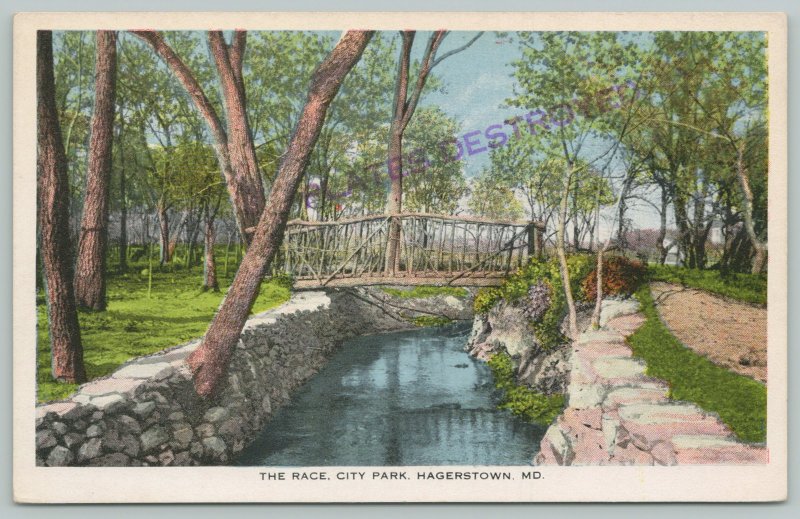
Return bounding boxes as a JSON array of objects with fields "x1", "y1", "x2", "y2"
[
  {"x1": 37, "y1": 30, "x2": 86, "y2": 383},
  {"x1": 74, "y1": 30, "x2": 117, "y2": 310},
  {"x1": 186, "y1": 30, "x2": 374, "y2": 397},
  {"x1": 130, "y1": 30, "x2": 265, "y2": 244}
]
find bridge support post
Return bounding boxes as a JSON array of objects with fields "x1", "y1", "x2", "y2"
[{"x1": 527, "y1": 221, "x2": 545, "y2": 259}]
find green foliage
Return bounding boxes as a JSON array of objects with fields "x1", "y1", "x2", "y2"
[
  {"x1": 411, "y1": 315, "x2": 453, "y2": 327},
  {"x1": 467, "y1": 171, "x2": 524, "y2": 221},
  {"x1": 379, "y1": 286, "x2": 468, "y2": 299},
  {"x1": 648, "y1": 265, "x2": 767, "y2": 306},
  {"x1": 487, "y1": 352, "x2": 565, "y2": 426},
  {"x1": 474, "y1": 254, "x2": 594, "y2": 349},
  {"x1": 36, "y1": 250, "x2": 291, "y2": 403},
  {"x1": 628, "y1": 285, "x2": 766, "y2": 443},
  {"x1": 582, "y1": 255, "x2": 647, "y2": 302}
]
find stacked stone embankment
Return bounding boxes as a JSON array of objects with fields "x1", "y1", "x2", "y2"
[
  {"x1": 535, "y1": 299, "x2": 767, "y2": 466},
  {"x1": 35, "y1": 287, "x2": 472, "y2": 467}
]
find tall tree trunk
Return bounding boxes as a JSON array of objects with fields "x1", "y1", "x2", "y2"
[
  {"x1": 735, "y1": 143, "x2": 767, "y2": 274},
  {"x1": 130, "y1": 30, "x2": 265, "y2": 244},
  {"x1": 37, "y1": 30, "x2": 86, "y2": 383},
  {"x1": 118, "y1": 113, "x2": 128, "y2": 272},
  {"x1": 157, "y1": 203, "x2": 170, "y2": 264},
  {"x1": 591, "y1": 170, "x2": 635, "y2": 329},
  {"x1": 383, "y1": 30, "x2": 481, "y2": 272},
  {"x1": 203, "y1": 206, "x2": 219, "y2": 291},
  {"x1": 656, "y1": 185, "x2": 668, "y2": 264},
  {"x1": 556, "y1": 165, "x2": 578, "y2": 340},
  {"x1": 186, "y1": 30, "x2": 374, "y2": 397},
  {"x1": 74, "y1": 31, "x2": 117, "y2": 310}
]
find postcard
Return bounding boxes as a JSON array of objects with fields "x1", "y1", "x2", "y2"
[{"x1": 13, "y1": 11, "x2": 787, "y2": 503}]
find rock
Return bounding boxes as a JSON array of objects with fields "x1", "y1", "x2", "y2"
[
  {"x1": 63, "y1": 432, "x2": 84, "y2": 449},
  {"x1": 173, "y1": 427, "x2": 193, "y2": 446},
  {"x1": 36, "y1": 430, "x2": 58, "y2": 450},
  {"x1": 117, "y1": 415, "x2": 142, "y2": 434},
  {"x1": 174, "y1": 451, "x2": 192, "y2": 466},
  {"x1": 46, "y1": 446, "x2": 74, "y2": 467},
  {"x1": 140, "y1": 426, "x2": 169, "y2": 453},
  {"x1": 78, "y1": 438, "x2": 103, "y2": 462},
  {"x1": 202, "y1": 436, "x2": 227, "y2": 460},
  {"x1": 195, "y1": 423, "x2": 215, "y2": 438},
  {"x1": 158, "y1": 449, "x2": 175, "y2": 466},
  {"x1": 51, "y1": 422, "x2": 68, "y2": 436},
  {"x1": 86, "y1": 423, "x2": 105, "y2": 438},
  {"x1": 203, "y1": 407, "x2": 229, "y2": 423},
  {"x1": 121, "y1": 434, "x2": 140, "y2": 457},
  {"x1": 89, "y1": 453, "x2": 130, "y2": 466},
  {"x1": 114, "y1": 362, "x2": 173, "y2": 381},
  {"x1": 168, "y1": 411, "x2": 185, "y2": 422},
  {"x1": 132, "y1": 401, "x2": 156, "y2": 418},
  {"x1": 218, "y1": 418, "x2": 242, "y2": 438},
  {"x1": 261, "y1": 396, "x2": 272, "y2": 414}
]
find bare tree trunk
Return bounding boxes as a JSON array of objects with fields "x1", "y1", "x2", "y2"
[
  {"x1": 203, "y1": 206, "x2": 219, "y2": 291},
  {"x1": 37, "y1": 30, "x2": 86, "y2": 383},
  {"x1": 736, "y1": 143, "x2": 767, "y2": 274},
  {"x1": 556, "y1": 165, "x2": 578, "y2": 340},
  {"x1": 656, "y1": 185, "x2": 668, "y2": 264},
  {"x1": 383, "y1": 30, "x2": 481, "y2": 272},
  {"x1": 74, "y1": 31, "x2": 117, "y2": 310},
  {"x1": 157, "y1": 203, "x2": 170, "y2": 264},
  {"x1": 118, "y1": 114, "x2": 128, "y2": 272},
  {"x1": 130, "y1": 30, "x2": 265, "y2": 244},
  {"x1": 185, "y1": 31, "x2": 374, "y2": 397},
  {"x1": 591, "y1": 170, "x2": 635, "y2": 329}
]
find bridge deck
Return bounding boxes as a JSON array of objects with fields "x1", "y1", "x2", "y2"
[{"x1": 292, "y1": 273, "x2": 507, "y2": 289}]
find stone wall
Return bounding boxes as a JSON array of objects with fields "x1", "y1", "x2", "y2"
[{"x1": 35, "y1": 287, "x2": 472, "y2": 467}]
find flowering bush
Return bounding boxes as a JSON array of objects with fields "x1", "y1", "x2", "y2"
[
  {"x1": 522, "y1": 281, "x2": 551, "y2": 322},
  {"x1": 581, "y1": 255, "x2": 646, "y2": 302}
]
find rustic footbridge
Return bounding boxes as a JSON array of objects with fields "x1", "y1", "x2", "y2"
[{"x1": 278, "y1": 213, "x2": 545, "y2": 289}]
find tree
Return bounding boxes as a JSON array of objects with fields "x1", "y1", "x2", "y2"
[
  {"x1": 186, "y1": 30, "x2": 375, "y2": 397},
  {"x1": 467, "y1": 171, "x2": 524, "y2": 221},
  {"x1": 384, "y1": 31, "x2": 482, "y2": 273},
  {"x1": 509, "y1": 31, "x2": 649, "y2": 337},
  {"x1": 130, "y1": 30, "x2": 265, "y2": 244},
  {"x1": 37, "y1": 30, "x2": 86, "y2": 383},
  {"x1": 74, "y1": 30, "x2": 117, "y2": 310},
  {"x1": 402, "y1": 107, "x2": 468, "y2": 214}
]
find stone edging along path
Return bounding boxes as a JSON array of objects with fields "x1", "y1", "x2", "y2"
[{"x1": 535, "y1": 299, "x2": 767, "y2": 466}]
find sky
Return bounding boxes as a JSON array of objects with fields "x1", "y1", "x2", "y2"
[{"x1": 409, "y1": 30, "x2": 665, "y2": 236}]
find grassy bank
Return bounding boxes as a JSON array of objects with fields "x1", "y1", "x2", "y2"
[
  {"x1": 379, "y1": 286, "x2": 468, "y2": 299},
  {"x1": 648, "y1": 264, "x2": 766, "y2": 306},
  {"x1": 487, "y1": 352, "x2": 565, "y2": 427},
  {"x1": 628, "y1": 285, "x2": 767, "y2": 443},
  {"x1": 37, "y1": 255, "x2": 290, "y2": 403}
]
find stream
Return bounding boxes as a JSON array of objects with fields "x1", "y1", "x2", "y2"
[{"x1": 236, "y1": 322, "x2": 544, "y2": 466}]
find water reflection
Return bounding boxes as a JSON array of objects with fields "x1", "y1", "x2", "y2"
[{"x1": 236, "y1": 323, "x2": 544, "y2": 466}]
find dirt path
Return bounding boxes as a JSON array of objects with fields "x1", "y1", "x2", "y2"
[{"x1": 649, "y1": 282, "x2": 767, "y2": 384}]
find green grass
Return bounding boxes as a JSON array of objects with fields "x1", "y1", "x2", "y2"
[
  {"x1": 410, "y1": 315, "x2": 453, "y2": 327},
  {"x1": 648, "y1": 264, "x2": 767, "y2": 306},
  {"x1": 628, "y1": 285, "x2": 767, "y2": 443},
  {"x1": 487, "y1": 352, "x2": 565, "y2": 426},
  {"x1": 379, "y1": 285, "x2": 468, "y2": 299},
  {"x1": 37, "y1": 252, "x2": 290, "y2": 403}
]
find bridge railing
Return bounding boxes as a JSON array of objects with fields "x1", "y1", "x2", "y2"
[{"x1": 278, "y1": 213, "x2": 545, "y2": 287}]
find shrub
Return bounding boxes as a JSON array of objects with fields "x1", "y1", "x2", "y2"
[
  {"x1": 522, "y1": 281, "x2": 551, "y2": 322},
  {"x1": 473, "y1": 254, "x2": 595, "y2": 350},
  {"x1": 487, "y1": 352, "x2": 565, "y2": 426},
  {"x1": 581, "y1": 255, "x2": 646, "y2": 302}
]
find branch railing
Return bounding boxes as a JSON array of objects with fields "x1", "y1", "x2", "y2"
[{"x1": 277, "y1": 213, "x2": 545, "y2": 287}]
